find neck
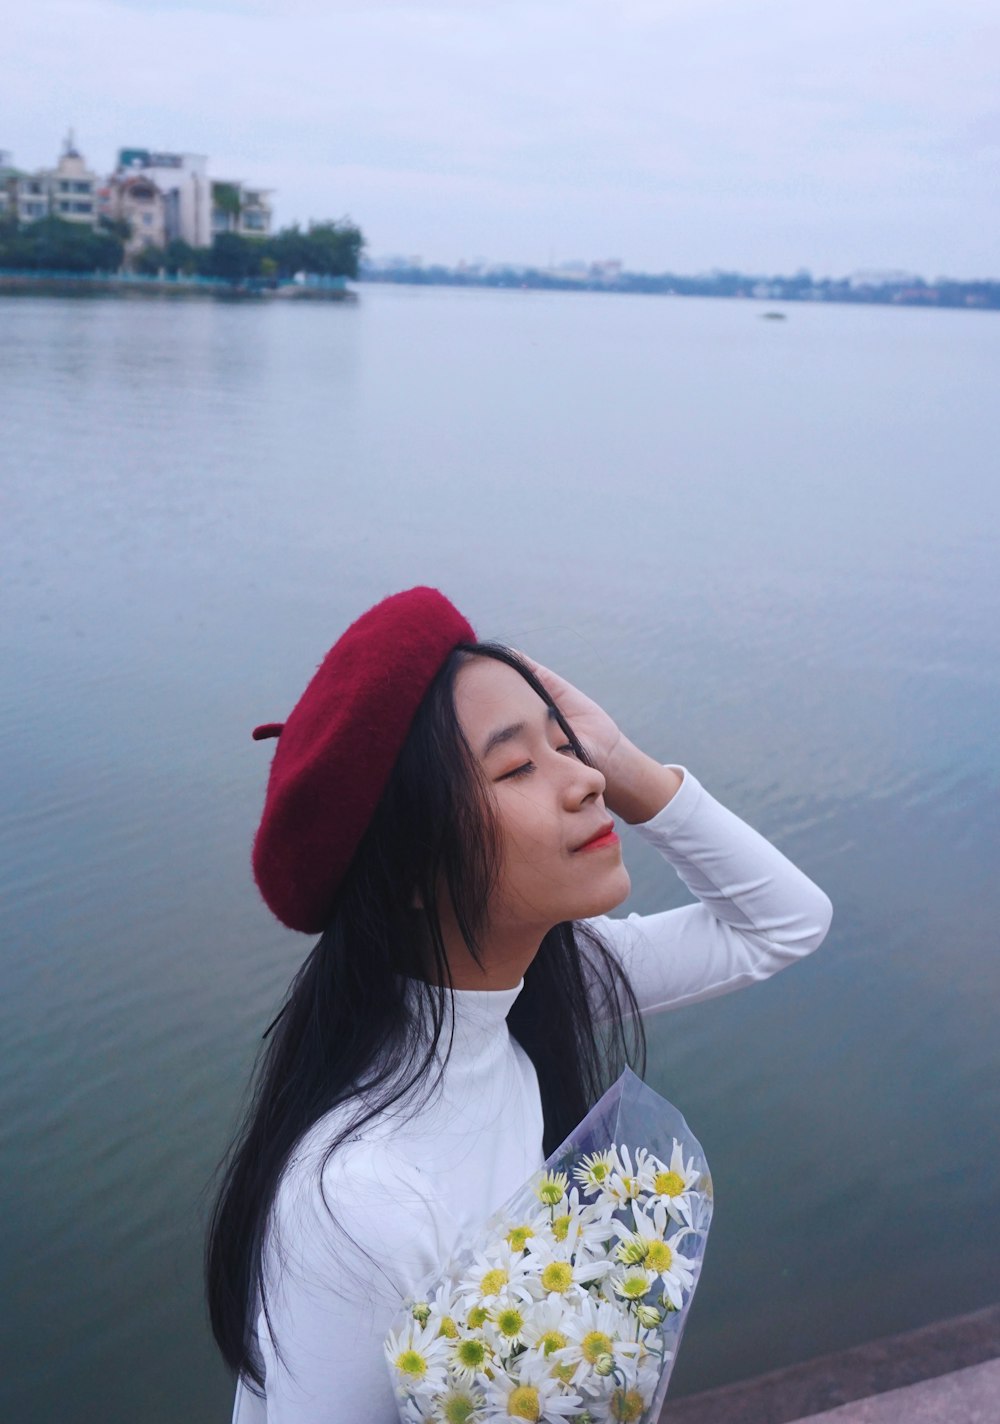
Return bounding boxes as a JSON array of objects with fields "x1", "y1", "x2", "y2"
[{"x1": 438, "y1": 913, "x2": 546, "y2": 992}]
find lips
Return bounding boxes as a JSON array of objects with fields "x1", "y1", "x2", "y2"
[{"x1": 574, "y1": 820, "x2": 618, "y2": 852}]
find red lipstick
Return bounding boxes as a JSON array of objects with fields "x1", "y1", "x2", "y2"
[{"x1": 575, "y1": 822, "x2": 620, "y2": 852}]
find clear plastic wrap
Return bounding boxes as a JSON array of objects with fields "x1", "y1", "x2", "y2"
[{"x1": 385, "y1": 1068, "x2": 713, "y2": 1422}]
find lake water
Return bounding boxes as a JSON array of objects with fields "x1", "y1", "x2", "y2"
[{"x1": 2, "y1": 285, "x2": 998, "y2": 1423}]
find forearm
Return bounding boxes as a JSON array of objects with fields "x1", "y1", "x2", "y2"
[
  {"x1": 585, "y1": 765, "x2": 834, "y2": 1016},
  {"x1": 603, "y1": 737, "x2": 683, "y2": 824}
]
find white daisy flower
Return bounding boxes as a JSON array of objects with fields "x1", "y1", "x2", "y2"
[
  {"x1": 552, "y1": 1296, "x2": 644, "y2": 1382},
  {"x1": 456, "y1": 1241, "x2": 534, "y2": 1306},
  {"x1": 533, "y1": 1169, "x2": 570, "y2": 1209},
  {"x1": 584, "y1": 1355, "x2": 660, "y2": 1422},
  {"x1": 522, "y1": 1235, "x2": 610, "y2": 1302},
  {"x1": 613, "y1": 1200, "x2": 699, "y2": 1311},
  {"x1": 528, "y1": 1188, "x2": 615, "y2": 1259},
  {"x1": 608, "y1": 1266, "x2": 655, "y2": 1307},
  {"x1": 600, "y1": 1146, "x2": 645, "y2": 1209},
  {"x1": 503, "y1": 1219, "x2": 538, "y2": 1254},
  {"x1": 431, "y1": 1382, "x2": 486, "y2": 1424},
  {"x1": 421, "y1": 1279, "x2": 465, "y2": 1344},
  {"x1": 485, "y1": 1297, "x2": 532, "y2": 1356},
  {"x1": 449, "y1": 1331, "x2": 496, "y2": 1384},
  {"x1": 636, "y1": 1142, "x2": 702, "y2": 1225},
  {"x1": 482, "y1": 1358, "x2": 583, "y2": 1420},
  {"x1": 383, "y1": 1317, "x2": 450, "y2": 1398},
  {"x1": 572, "y1": 1149, "x2": 617, "y2": 1195},
  {"x1": 519, "y1": 1298, "x2": 576, "y2": 1360}
]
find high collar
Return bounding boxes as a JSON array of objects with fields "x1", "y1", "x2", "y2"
[{"x1": 401, "y1": 975, "x2": 525, "y2": 1064}]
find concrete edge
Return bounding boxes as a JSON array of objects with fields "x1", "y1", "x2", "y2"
[{"x1": 660, "y1": 1303, "x2": 1000, "y2": 1424}]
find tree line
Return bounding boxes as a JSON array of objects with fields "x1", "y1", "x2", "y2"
[{"x1": 0, "y1": 216, "x2": 364, "y2": 281}]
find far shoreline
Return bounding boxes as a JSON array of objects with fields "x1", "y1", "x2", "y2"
[{"x1": 0, "y1": 271, "x2": 356, "y2": 301}]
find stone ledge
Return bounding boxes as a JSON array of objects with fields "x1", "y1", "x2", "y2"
[
  {"x1": 789, "y1": 1357, "x2": 1000, "y2": 1423},
  {"x1": 661, "y1": 1303, "x2": 1000, "y2": 1424}
]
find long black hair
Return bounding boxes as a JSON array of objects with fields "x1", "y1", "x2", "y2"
[{"x1": 205, "y1": 642, "x2": 647, "y2": 1387}]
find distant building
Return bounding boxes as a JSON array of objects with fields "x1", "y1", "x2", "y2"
[
  {"x1": 117, "y1": 149, "x2": 212, "y2": 247},
  {"x1": 5, "y1": 134, "x2": 99, "y2": 226},
  {"x1": 0, "y1": 149, "x2": 21, "y2": 219},
  {"x1": 211, "y1": 180, "x2": 273, "y2": 237},
  {"x1": 848, "y1": 269, "x2": 919, "y2": 291},
  {"x1": 98, "y1": 172, "x2": 167, "y2": 263}
]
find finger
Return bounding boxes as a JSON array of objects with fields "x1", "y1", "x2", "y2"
[{"x1": 513, "y1": 651, "x2": 562, "y2": 692}]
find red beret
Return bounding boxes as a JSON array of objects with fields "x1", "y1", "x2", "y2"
[{"x1": 251, "y1": 586, "x2": 475, "y2": 932}]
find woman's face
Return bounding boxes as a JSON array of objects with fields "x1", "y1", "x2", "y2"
[{"x1": 453, "y1": 656, "x2": 631, "y2": 935}]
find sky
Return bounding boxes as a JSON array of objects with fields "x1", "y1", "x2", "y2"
[{"x1": 3, "y1": 0, "x2": 999, "y2": 278}]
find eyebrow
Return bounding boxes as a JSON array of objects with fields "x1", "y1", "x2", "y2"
[{"x1": 481, "y1": 705, "x2": 559, "y2": 759}]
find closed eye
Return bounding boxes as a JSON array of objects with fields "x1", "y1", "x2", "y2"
[
  {"x1": 498, "y1": 744, "x2": 577, "y2": 780},
  {"x1": 498, "y1": 762, "x2": 533, "y2": 781}
]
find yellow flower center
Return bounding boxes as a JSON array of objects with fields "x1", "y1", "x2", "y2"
[
  {"x1": 582, "y1": 1330, "x2": 614, "y2": 1364},
  {"x1": 618, "y1": 1271, "x2": 650, "y2": 1299},
  {"x1": 620, "y1": 1175, "x2": 641, "y2": 1199},
  {"x1": 610, "y1": 1387, "x2": 646, "y2": 1421},
  {"x1": 539, "y1": 1329, "x2": 568, "y2": 1356},
  {"x1": 444, "y1": 1396, "x2": 477, "y2": 1424},
  {"x1": 540, "y1": 1261, "x2": 573, "y2": 1293},
  {"x1": 654, "y1": 1170, "x2": 685, "y2": 1197},
  {"x1": 438, "y1": 1315, "x2": 460, "y2": 1339},
  {"x1": 496, "y1": 1306, "x2": 524, "y2": 1338},
  {"x1": 455, "y1": 1339, "x2": 486, "y2": 1369},
  {"x1": 506, "y1": 1224, "x2": 534, "y2": 1251},
  {"x1": 551, "y1": 1361, "x2": 576, "y2": 1383},
  {"x1": 467, "y1": 1305, "x2": 489, "y2": 1329},
  {"x1": 535, "y1": 1171, "x2": 569, "y2": 1206},
  {"x1": 480, "y1": 1268, "x2": 508, "y2": 1296},
  {"x1": 551, "y1": 1213, "x2": 571, "y2": 1242},
  {"x1": 394, "y1": 1348, "x2": 427, "y2": 1378},
  {"x1": 646, "y1": 1240, "x2": 673, "y2": 1273},
  {"x1": 507, "y1": 1384, "x2": 541, "y2": 1420}
]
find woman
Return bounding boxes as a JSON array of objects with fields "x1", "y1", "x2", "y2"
[{"x1": 206, "y1": 586, "x2": 832, "y2": 1422}]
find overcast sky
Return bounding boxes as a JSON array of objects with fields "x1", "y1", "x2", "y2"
[{"x1": 4, "y1": 0, "x2": 999, "y2": 277}]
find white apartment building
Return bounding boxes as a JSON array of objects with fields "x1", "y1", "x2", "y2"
[
  {"x1": 211, "y1": 180, "x2": 273, "y2": 237},
  {"x1": 117, "y1": 148, "x2": 212, "y2": 247}
]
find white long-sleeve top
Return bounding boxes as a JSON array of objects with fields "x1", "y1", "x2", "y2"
[{"x1": 232, "y1": 766, "x2": 832, "y2": 1423}]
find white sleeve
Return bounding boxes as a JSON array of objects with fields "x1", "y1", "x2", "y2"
[
  {"x1": 251, "y1": 1139, "x2": 443, "y2": 1424},
  {"x1": 583, "y1": 765, "x2": 833, "y2": 1015}
]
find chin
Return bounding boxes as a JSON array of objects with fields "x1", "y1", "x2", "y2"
[{"x1": 577, "y1": 865, "x2": 632, "y2": 919}]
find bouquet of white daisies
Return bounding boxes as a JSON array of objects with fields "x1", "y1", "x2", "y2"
[{"x1": 384, "y1": 1068, "x2": 712, "y2": 1423}]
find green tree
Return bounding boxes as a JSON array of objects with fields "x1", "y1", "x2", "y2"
[
  {"x1": 266, "y1": 223, "x2": 314, "y2": 278},
  {"x1": 0, "y1": 216, "x2": 123, "y2": 272},
  {"x1": 132, "y1": 243, "x2": 166, "y2": 276},
  {"x1": 302, "y1": 220, "x2": 363, "y2": 278},
  {"x1": 263, "y1": 219, "x2": 364, "y2": 279},
  {"x1": 203, "y1": 232, "x2": 264, "y2": 281},
  {"x1": 163, "y1": 238, "x2": 198, "y2": 275},
  {"x1": 99, "y1": 215, "x2": 133, "y2": 243},
  {"x1": 212, "y1": 182, "x2": 242, "y2": 233}
]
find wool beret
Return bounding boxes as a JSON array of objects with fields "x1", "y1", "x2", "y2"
[{"x1": 251, "y1": 586, "x2": 475, "y2": 932}]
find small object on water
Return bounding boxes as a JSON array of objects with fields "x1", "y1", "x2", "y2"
[{"x1": 760, "y1": 310, "x2": 787, "y2": 320}]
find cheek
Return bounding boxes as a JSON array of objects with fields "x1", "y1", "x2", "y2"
[{"x1": 498, "y1": 798, "x2": 561, "y2": 857}]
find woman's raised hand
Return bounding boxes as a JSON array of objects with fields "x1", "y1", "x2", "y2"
[
  {"x1": 517, "y1": 652, "x2": 683, "y2": 824},
  {"x1": 516, "y1": 653, "x2": 623, "y2": 774}
]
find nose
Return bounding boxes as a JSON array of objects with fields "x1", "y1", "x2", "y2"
[{"x1": 561, "y1": 753, "x2": 606, "y2": 808}]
